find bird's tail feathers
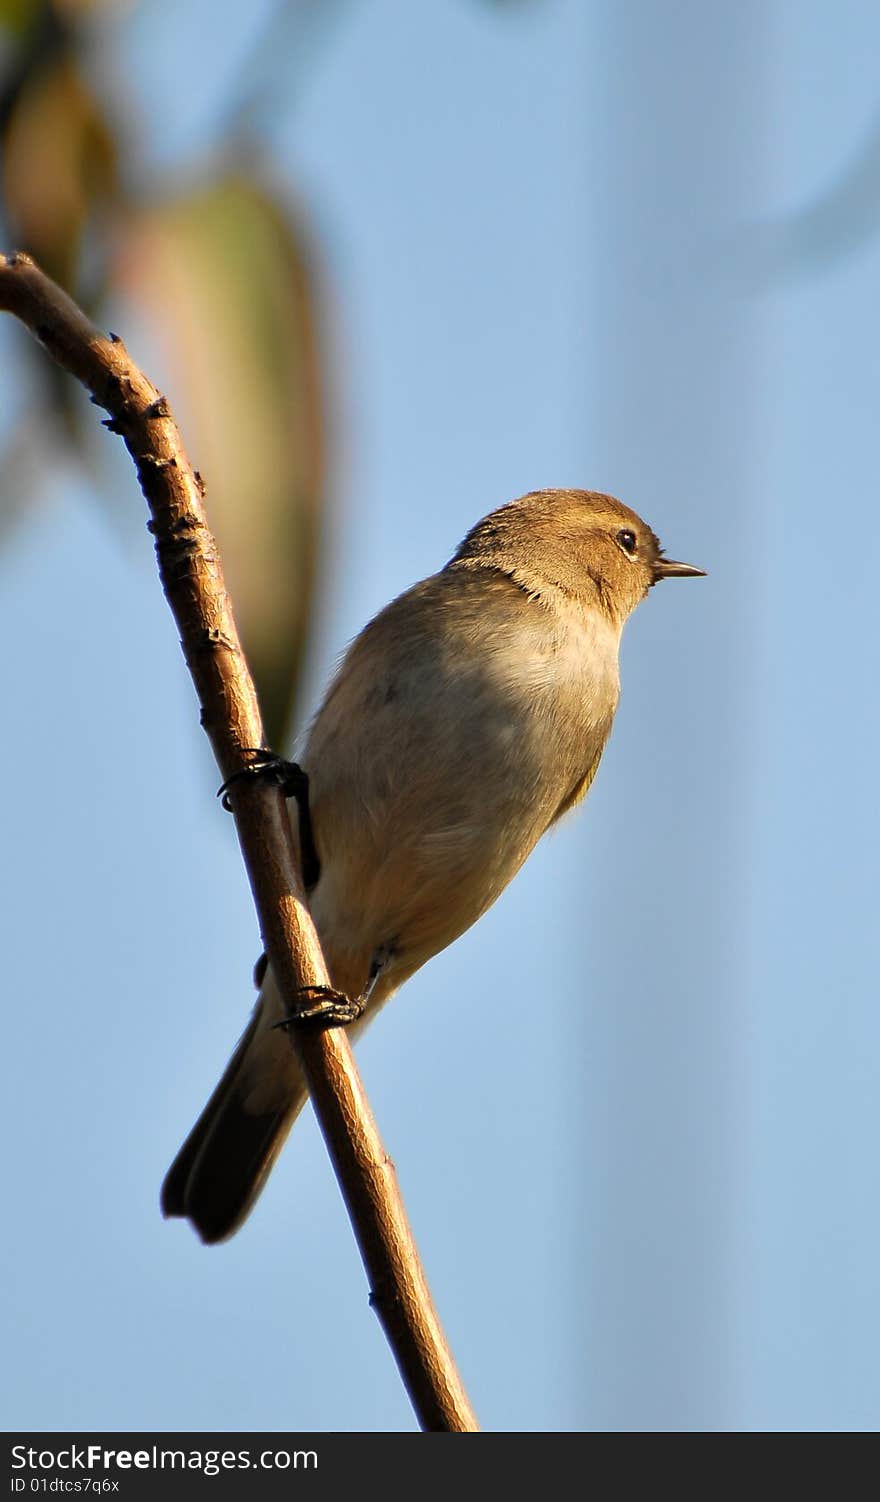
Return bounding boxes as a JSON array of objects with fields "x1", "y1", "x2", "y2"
[{"x1": 161, "y1": 976, "x2": 308, "y2": 1244}]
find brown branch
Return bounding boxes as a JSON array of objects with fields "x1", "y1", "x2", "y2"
[{"x1": 0, "y1": 251, "x2": 478, "y2": 1434}]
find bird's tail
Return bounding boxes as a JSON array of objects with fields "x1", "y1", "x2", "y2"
[{"x1": 161, "y1": 972, "x2": 309, "y2": 1244}]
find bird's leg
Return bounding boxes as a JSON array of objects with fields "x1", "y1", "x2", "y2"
[
  {"x1": 254, "y1": 955, "x2": 364, "y2": 1025},
  {"x1": 218, "y1": 748, "x2": 321, "y2": 889},
  {"x1": 229, "y1": 750, "x2": 373, "y2": 1029},
  {"x1": 274, "y1": 985, "x2": 367, "y2": 1030},
  {"x1": 271, "y1": 941, "x2": 395, "y2": 1032}
]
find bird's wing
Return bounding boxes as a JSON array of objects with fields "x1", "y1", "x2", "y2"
[{"x1": 550, "y1": 723, "x2": 612, "y2": 825}]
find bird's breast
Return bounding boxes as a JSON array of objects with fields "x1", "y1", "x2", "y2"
[{"x1": 300, "y1": 576, "x2": 621, "y2": 995}]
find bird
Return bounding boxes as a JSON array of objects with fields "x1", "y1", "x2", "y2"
[{"x1": 161, "y1": 488, "x2": 704, "y2": 1243}]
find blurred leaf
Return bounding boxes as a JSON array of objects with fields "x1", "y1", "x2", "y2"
[
  {"x1": 739, "y1": 108, "x2": 880, "y2": 287},
  {"x1": 0, "y1": 0, "x2": 39, "y2": 36},
  {"x1": 0, "y1": 2, "x2": 122, "y2": 475},
  {"x1": 116, "y1": 173, "x2": 327, "y2": 747},
  {"x1": 0, "y1": 0, "x2": 117, "y2": 29},
  {"x1": 2, "y1": 52, "x2": 117, "y2": 289}
]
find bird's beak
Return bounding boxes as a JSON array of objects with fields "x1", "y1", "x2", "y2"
[{"x1": 653, "y1": 557, "x2": 706, "y2": 581}]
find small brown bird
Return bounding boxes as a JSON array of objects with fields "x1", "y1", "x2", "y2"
[{"x1": 162, "y1": 488, "x2": 703, "y2": 1242}]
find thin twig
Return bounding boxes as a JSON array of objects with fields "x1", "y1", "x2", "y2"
[{"x1": 0, "y1": 250, "x2": 479, "y2": 1434}]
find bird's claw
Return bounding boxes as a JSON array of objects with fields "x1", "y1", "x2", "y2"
[
  {"x1": 217, "y1": 749, "x2": 307, "y2": 812},
  {"x1": 273, "y1": 985, "x2": 366, "y2": 1031},
  {"x1": 217, "y1": 750, "x2": 320, "y2": 889}
]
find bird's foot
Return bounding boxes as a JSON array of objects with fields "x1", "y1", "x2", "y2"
[
  {"x1": 218, "y1": 749, "x2": 320, "y2": 889},
  {"x1": 274, "y1": 985, "x2": 367, "y2": 1030},
  {"x1": 217, "y1": 749, "x2": 306, "y2": 811}
]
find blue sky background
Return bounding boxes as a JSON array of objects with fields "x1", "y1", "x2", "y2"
[{"x1": 2, "y1": 0, "x2": 879, "y2": 1433}]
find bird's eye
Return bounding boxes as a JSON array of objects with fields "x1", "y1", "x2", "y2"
[{"x1": 616, "y1": 528, "x2": 638, "y2": 557}]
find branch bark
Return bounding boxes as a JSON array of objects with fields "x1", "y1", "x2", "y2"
[{"x1": 0, "y1": 251, "x2": 479, "y2": 1434}]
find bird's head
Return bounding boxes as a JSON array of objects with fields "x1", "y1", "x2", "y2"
[{"x1": 452, "y1": 488, "x2": 705, "y2": 622}]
